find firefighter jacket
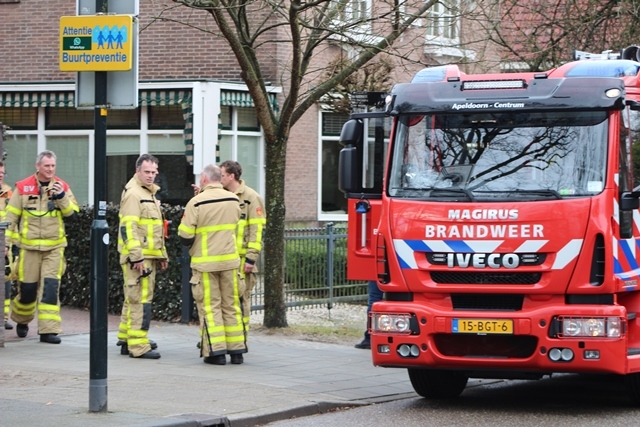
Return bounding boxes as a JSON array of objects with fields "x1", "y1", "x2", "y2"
[
  {"x1": 4, "y1": 175, "x2": 79, "y2": 251},
  {"x1": 232, "y1": 180, "x2": 266, "y2": 268},
  {"x1": 178, "y1": 183, "x2": 241, "y2": 272},
  {"x1": 0, "y1": 183, "x2": 14, "y2": 241},
  {"x1": 118, "y1": 175, "x2": 168, "y2": 265}
]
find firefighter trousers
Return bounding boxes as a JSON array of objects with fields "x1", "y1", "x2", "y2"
[
  {"x1": 4, "y1": 278, "x2": 11, "y2": 323},
  {"x1": 241, "y1": 270, "x2": 257, "y2": 329},
  {"x1": 4, "y1": 253, "x2": 17, "y2": 322},
  {"x1": 192, "y1": 269, "x2": 246, "y2": 357},
  {"x1": 10, "y1": 247, "x2": 65, "y2": 334},
  {"x1": 118, "y1": 260, "x2": 157, "y2": 357}
]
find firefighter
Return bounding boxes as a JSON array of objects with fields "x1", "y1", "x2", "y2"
[
  {"x1": 179, "y1": 164, "x2": 245, "y2": 365},
  {"x1": 0, "y1": 160, "x2": 15, "y2": 330},
  {"x1": 5, "y1": 151, "x2": 79, "y2": 343},
  {"x1": 117, "y1": 154, "x2": 168, "y2": 359},
  {"x1": 219, "y1": 160, "x2": 266, "y2": 332}
]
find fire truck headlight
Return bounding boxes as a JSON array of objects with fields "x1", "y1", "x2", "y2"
[
  {"x1": 605, "y1": 88, "x2": 621, "y2": 98},
  {"x1": 559, "y1": 317, "x2": 623, "y2": 338},
  {"x1": 373, "y1": 313, "x2": 412, "y2": 334}
]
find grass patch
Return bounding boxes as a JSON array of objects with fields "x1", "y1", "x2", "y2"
[{"x1": 251, "y1": 324, "x2": 363, "y2": 345}]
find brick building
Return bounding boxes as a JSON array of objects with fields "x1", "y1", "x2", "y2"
[{"x1": 0, "y1": 0, "x2": 498, "y2": 223}]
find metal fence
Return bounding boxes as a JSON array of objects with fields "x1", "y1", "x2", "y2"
[
  {"x1": 180, "y1": 223, "x2": 368, "y2": 321},
  {"x1": 249, "y1": 222, "x2": 368, "y2": 312}
]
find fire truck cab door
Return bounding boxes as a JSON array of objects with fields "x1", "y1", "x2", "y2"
[{"x1": 339, "y1": 113, "x2": 389, "y2": 280}]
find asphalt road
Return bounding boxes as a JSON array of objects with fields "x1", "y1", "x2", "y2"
[{"x1": 266, "y1": 373, "x2": 640, "y2": 426}]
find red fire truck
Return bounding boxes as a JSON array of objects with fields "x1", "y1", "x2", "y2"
[{"x1": 339, "y1": 47, "x2": 640, "y2": 401}]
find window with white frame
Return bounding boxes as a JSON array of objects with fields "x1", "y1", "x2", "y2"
[
  {"x1": 0, "y1": 94, "x2": 266, "y2": 206},
  {"x1": 0, "y1": 103, "x2": 189, "y2": 206},
  {"x1": 426, "y1": 0, "x2": 459, "y2": 41},
  {"x1": 219, "y1": 107, "x2": 264, "y2": 194},
  {"x1": 320, "y1": 112, "x2": 351, "y2": 218},
  {"x1": 337, "y1": 0, "x2": 369, "y2": 22}
]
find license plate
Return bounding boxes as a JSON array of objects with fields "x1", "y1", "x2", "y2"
[{"x1": 452, "y1": 318, "x2": 513, "y2": 334}]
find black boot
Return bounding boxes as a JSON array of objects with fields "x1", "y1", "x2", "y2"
[
  {"x1": 230, "y1": 354, "x2": 244, "y2": 365},
  {"x1": 16, "y1": 323, "x2": 28, "y2": 338},
  {"x1": 204, "y1": 355, "x2": 226, "y2": 365},
  {"x1": 129, "y1": 350, "x2": 161, "y2": 359},
  {"x1": 40, "y1": 333, "x2": 61, "y2": 344},
  {"x1": 354, "y1": 338, "x2": 371, "y2": 349},
  {"x1": 120, "y1": 343, "x2": 129, "y2": 355},
  {"x1": 4, "y1": 321, "x2": 13, "y2": 330},
  {"x1": 118, "y1": 339, "x2": 156, "y2": 351}
]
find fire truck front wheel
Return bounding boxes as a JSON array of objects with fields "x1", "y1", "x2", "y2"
[
  {"x1": 407, "y1": 368, "x2": 468, "y2": 399},
  {"x1": 625, "y1": 373, "x2": 640, "y2": 405}
]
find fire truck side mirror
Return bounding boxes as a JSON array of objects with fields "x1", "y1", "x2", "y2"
[
  {"x1": 620, "y1": 192, "x2": 640, "y2": 211},
  {"x1": 626, "y1": 100, "x2": 640, "y2": 111},
  {"x1": 339, "y1": 146, "x2": 359, "y2": 193},
  {"x1": 338, "y1": 119, "x2": 364, "y2": 194}
]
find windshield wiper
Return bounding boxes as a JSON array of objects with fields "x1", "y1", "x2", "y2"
[
  {"x1": 498, "y1": 189, "x2": 562, "y2": 200},
  {"x1": 429, "y1": 187, "x2": 476, "y2": 202}
]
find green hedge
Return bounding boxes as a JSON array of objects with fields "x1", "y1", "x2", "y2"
[{"x1": 59, "y1": 204, "x2": 191, "y2": 322}]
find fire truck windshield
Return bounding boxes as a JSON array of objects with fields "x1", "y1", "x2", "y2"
[{"x1": 388, "y1": 110, "x2": 609, "y2": 201}]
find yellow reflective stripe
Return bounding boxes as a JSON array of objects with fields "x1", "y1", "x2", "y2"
[
  {"x1": 205, "y1": 324, "x2": 225, "y2": 334},
  {"x1": 38, "y1": 313, "x2": 62, "y2": 321},
  {"x1": 248, "y1": 218, "x2": 266, "y2": 225},
  {"x1": 140, "y1": 273, "x2": 150, "y2": 303},
  {"x1": 60, "y1": 203, "x2": 77, "y2": 215},
  {"x1": 224, "y1": 324, "x2": 245, "y2": 333},
  {"x1": 192, "y1": 253, "x2": 239, "y2": 263},
  {"x1": 236, "y1": 220, "x2": 246, "y2": 252},
  {"x1": 247, "y1": 241, "x2": 262, "y2": 250},
  {"x1": 206, "y1": 335, "x2": 226, "y2": 343},
  {"x1": 129, "y1": 329, "x2": 147, "y2": 338},
  {"x1": 12, "y1": 303, "x2": 36, "y2": 315},
  {"x1": 39, "y1": 303, "x2": 60, "y2": 312},
  {"x1": 225, "y1": 334, "x2": 246, "y2": 342},
  {"x1": 19, "y1": 237, "x2": 67, "y2": 246},
  {"x1": 6, "y1": 205, "x2": 21, "y2": 215},
  {"x1": 128, "y1": 338, "x2": 149, "y2": 346},
  {"x1": 203, "y1": 273, "x2": 215, "y2": 329},
  {"x1": 196, "y1": 224, "x2": 237, "y2": 233},
  {"x1": 178, "y1": 222, "x2": 195, "y2": 236},
  {"x1": 146, "y1": 225, "x2": 155, "y2": 253},
  {"x1": 141, "y1": 249, "x2": 163, "y2": 257},
  {"x1": 121, "y1": 215, "x2": 140, "y2": 222},
  {"x1": 139, "y1": 218, "x2": 162, "y2": 225}
]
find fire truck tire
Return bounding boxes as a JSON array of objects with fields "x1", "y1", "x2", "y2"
[
  {"x1": 407, "y1": 368, "x2": 468, "y2": 399},
  {"x1": 625, "y1": 373, "x2": 640, "y2": 405}
]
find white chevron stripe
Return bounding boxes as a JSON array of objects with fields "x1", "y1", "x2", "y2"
[
  {"x1": 421, "y1": 240, "x2": 454, "y2": 252},
  {"x1": 393, "y1": 239, "x2": 418, "y2": 269},
  {"x1": 551, "y1": 239, "x2": 583, "y2": 270}
]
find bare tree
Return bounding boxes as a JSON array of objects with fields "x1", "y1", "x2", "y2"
[
  {"x1": 470, "y1": 0, "x2": 640, "y2": 71},
  {"x1": 149, "y1": 0, "x2": 487, "y2": 327}
]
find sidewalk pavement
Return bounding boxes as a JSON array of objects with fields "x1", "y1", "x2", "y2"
[{"x1": 0, "y1": 306, "x2": 419, "y2": 427}]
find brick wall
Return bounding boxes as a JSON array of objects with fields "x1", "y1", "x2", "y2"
[{"x1": 0, "y1": 0, "x2": 278, "y2": 82}]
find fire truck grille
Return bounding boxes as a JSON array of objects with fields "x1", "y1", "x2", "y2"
[
  {"x1": 434, "y1": 333, "x2": 538, "y2": 358},
  {"x1": 430, "y1": 271, "x2": 541, "y2": 285},
  {"x1": 450, "y1": 293, "x2": 524, "y2": 311}
]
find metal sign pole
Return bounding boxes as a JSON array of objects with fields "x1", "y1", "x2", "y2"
[{"x1": 88, "y1": 0, "x2": 110, "y2": 413}]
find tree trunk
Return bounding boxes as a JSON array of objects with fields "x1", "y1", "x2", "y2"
[{"x1": 263, "y1": 136, "x2": 288, "y2": 327}]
